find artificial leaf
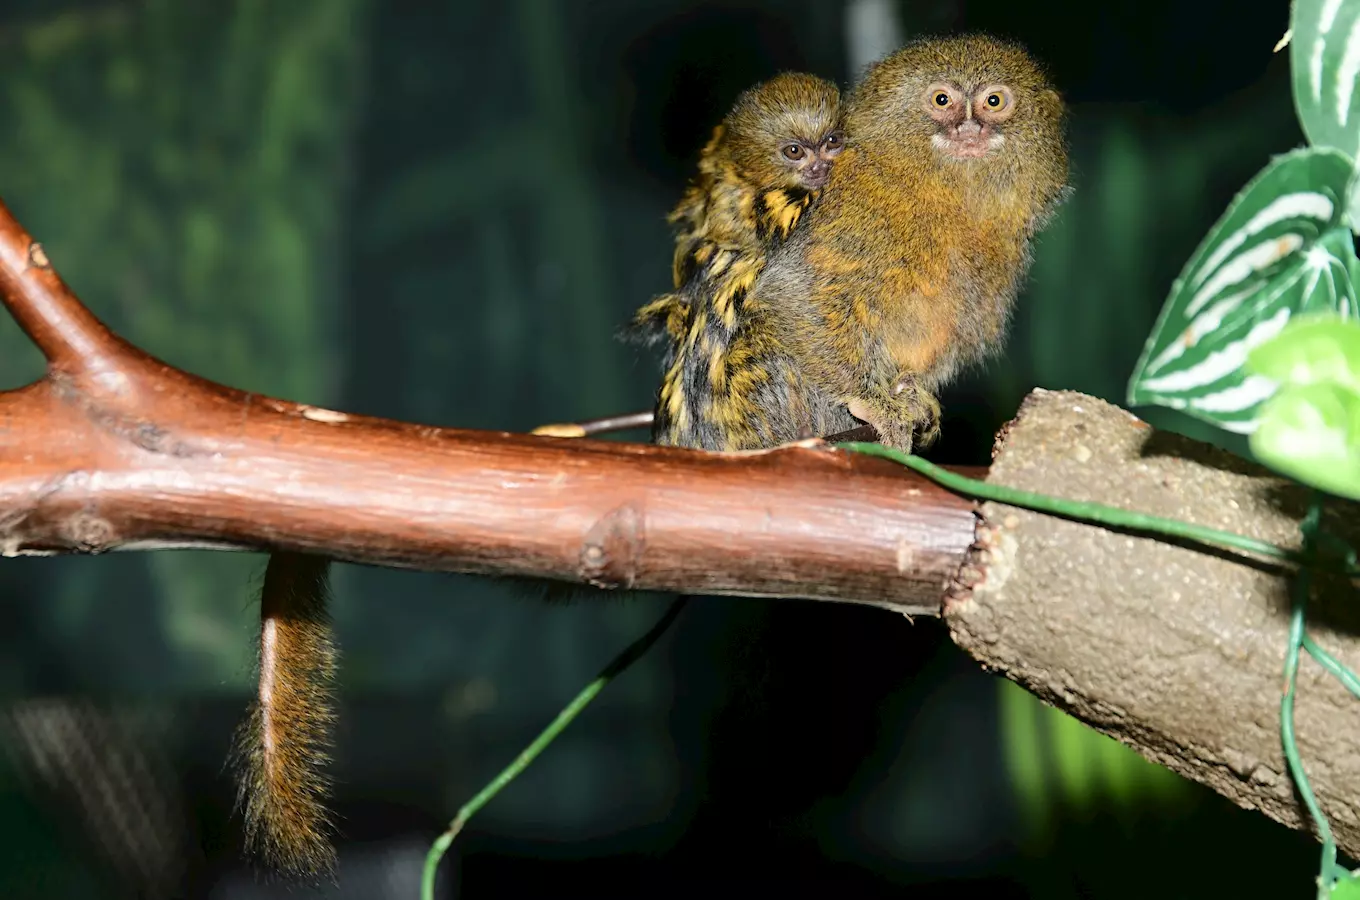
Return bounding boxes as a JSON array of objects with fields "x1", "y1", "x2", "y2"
[
  {"x1": 1346, "y1": 168, "x2": 1360, "y2": 232},
  {"x1": 1290, "y1": 0, "x2": 1360, "y2": 161},
  {"x1": 1249, "y1": 381, "x2": 1360, "y2": 499},
  {"x1": 1330, "y1": 871, "x2": 1360, "y2": 900},
  {"x1": 1245, "y1": 312, "x2": 1360, "y2": 392},
  {"x1": 1127, "y1": 147, "x2": 1360, "y2": 433}
]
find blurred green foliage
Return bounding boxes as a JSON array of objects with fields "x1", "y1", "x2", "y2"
[
  {"x1": 0, "y1": 0, "x2": 367, "y2": 691},
  {"x1": 0, "y1": 0, "x2": 1329, "y2": 894}
]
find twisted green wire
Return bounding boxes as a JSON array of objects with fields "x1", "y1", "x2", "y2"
[
  {"x1": 418, "y1": 441, "x2": 1360, "y2": 899},
  {"x1": 1279, "y1": 502, "x2": 1340, "y2": 897},
  {"x1": 835, "y1": 442, "x2": 1359, "y2": 575},
  {"x1": 420, "y1": 596, "x2": 687, "y2": 900},
  {"x1": 836, "y1": 443, "x2": 1360, "y2": 895}
]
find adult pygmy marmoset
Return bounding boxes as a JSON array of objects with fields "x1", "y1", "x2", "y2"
[
  {"x1": 739, "y1": 33, "x2": 1069, "y2": 451},
  {"x1": 627, "y1": 71, "x2": 846, "y2": 449}
]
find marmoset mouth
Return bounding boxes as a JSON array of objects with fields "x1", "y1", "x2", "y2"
[
  {"x1": 802, "y1": 169, "x2": 831, "y2": 188},
  {"x1": 932, "y1": 128, "x2": 1004, "y2": 159}
]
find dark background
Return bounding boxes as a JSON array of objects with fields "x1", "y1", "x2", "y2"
[{"x1": 0, "y1": 0, "x2": 1329, "y2": 897}]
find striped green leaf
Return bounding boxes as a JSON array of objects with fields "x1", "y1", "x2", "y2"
[
  {"x1": 1291, "y1": 0, "x2": 1360, "y2": 161},
  {"x1": 1127, "y1": 148, "x2": 1360, "y2": 433}
]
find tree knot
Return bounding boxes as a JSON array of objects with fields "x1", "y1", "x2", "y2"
[{"x1": 578, "y1": 503, "x2": 645, "y2": 589}]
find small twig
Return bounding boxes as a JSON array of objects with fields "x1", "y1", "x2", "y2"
[
  {"x1": 531, "y1": 410, "x2": 654, "y2": 438},
  {"x1": 0, "y1": 198, "x2": 125, "y2": 373},
  {"x1": 823, "y1": 423, "x2": 878, "y2": 444},
  {"x1": 420, "y1": 596, "x2": 689, "y2": 900},
  {"x1": 529, "y1": 415, "x2": 878, "y2": 444}
]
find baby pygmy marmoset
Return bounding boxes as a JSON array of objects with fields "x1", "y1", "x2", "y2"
[
  {"x1": 631, "y1": 72, "x2": 843, "y2": 351},
  {"x1": 628, "y1": 71, "x2": 846, "y2": 449},
  {"x1": 744, "y1": 33, "x2": 1069, "y2": 452}
]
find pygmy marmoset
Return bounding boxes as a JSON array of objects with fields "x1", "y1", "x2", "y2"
[
  {"x1": 728, "y1": 33, "x2": 1069, "y2": 452},
  {"x1": 627, "y1": 71, "x2": 846, "y2": 449},
  {"x1": 630, "y1": 71, "x2": 843, "y2": 352},
  {"x1": 229, "y1": 33, "x2": 1068, "y2": 880}
]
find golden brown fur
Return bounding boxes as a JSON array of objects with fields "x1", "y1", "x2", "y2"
[
  {"x1": 232, "y1": 551, "x2": 338, "y2": 878},
  {"x1": 627, "y1": 72, "x2": 846, "y2": 449},
  {"x1": 743, "y1": 33, "x2": 1070, "y2": 451}
]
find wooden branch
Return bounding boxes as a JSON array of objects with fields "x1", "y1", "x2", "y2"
[
  {"x1": 7, "y1": 193, "x2": 1360, "y2": 859},
  {"x1": 0, "y1": 198, "x2": 974, "y2": 614},
  {"x1": 946, "y1": 388, "x2": 1360, "y2": 860}
]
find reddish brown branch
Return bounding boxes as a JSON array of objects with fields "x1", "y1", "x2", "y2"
[
  {"x1": 7, "y1": 196, "x2": 1360, "y2": 859},
  {"x1": 0, "y1": 200, "x2": 130, "y2": 373},
  {"x1": 0, "y1": 197, "x2": 976, "y2": 614}
]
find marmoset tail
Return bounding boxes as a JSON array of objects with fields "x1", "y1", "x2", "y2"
[
  {"x1": 747, "y1": 33, "x2": 1070, "y2": 452},
  {"x1": 232, "y1": 551, "x2": 339, "y2": 878},
  {"x1": 627, "y1": 71, "x2": 843, "y2": 362}
]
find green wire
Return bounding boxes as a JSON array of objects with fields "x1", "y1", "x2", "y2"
[
  {"x1": 420, "y1": 596, "x2": 688, "y2": 900},
  {"x1": 1303, "y1": 635, "x2": 1360, "y2": 702},
  {"x1": 835, "y1": 442, "x2": 1358, "y2": 575},
  {"x1": 838, "y1": 441, "x2": 1360, "y2": 895},
  {"x1": 415, "y1": 442, "x2": 1359, "y2": 898},
  {"x1": 1279, "y1": 502, "x2": 1340, "y2": 897}
]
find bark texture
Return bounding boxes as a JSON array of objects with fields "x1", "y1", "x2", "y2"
[{"x1": 946, "y1": 388, "x2": 1360, "y2": 857}]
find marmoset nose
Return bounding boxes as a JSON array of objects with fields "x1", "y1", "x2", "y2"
[
  {"x1": 807, "y1": 160, "x2": 829, "y2": 181},
  {"x1": 955, "y1": 119, "x2": 982, "y2": 137}
]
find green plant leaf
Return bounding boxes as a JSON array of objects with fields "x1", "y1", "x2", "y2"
[
  {"x1": 1290, "y1": 0, "x2": 1360, "y2": 160},
  {"x1": 1331, "y1": 871, "x2": 1360, "y2": 900},
  {"x1": 1245, "y1": 312, "x2": 1360, "y2": 392},
  {"x1": 1249, "y1": 380, "x2": 1360, "y2": 499},
  {"x1": 1127, "y1": 147, "x2": 1360, "y2": 433},
  {"x1": 1346, "y1": 167, "x2": 1360, "y2": 232}
]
